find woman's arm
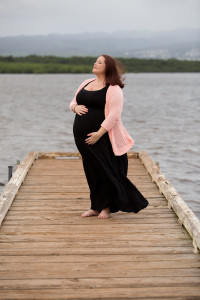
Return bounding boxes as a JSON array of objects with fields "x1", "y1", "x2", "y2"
[
  {"x1": 71, "y1": 103, "x2": 77, "y2": 112},
  {"x1": 97, "y1": 126, "x2": 108, "y2": 137},
  {"x1": 85, "y1": 126, "x2": 107, "y2": 145}
]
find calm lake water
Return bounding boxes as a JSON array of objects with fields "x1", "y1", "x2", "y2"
[{"x1": 0, "y1": 73, "x2": 199, "y2": 219}]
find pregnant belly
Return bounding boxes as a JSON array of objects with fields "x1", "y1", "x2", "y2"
[{"x1": 73, "y1": 108, "x2": 105, "y2": 138}]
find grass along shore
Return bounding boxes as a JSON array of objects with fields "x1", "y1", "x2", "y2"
[{"x1": 0, "y1": 55, "x2": 199, "y2": 73}]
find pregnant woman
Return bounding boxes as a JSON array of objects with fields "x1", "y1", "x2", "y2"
[{"x1": 69, "y1": 54, "x2": 149, "y2": 219}]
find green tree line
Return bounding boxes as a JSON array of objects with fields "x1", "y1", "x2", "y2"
[{"x1": 0, "y1": 55, "x2": 199, "y2": 73}]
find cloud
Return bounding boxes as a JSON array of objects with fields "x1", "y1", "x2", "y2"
[{"x1": 0, "y1": 0, "x2": 199, "y2": 36}]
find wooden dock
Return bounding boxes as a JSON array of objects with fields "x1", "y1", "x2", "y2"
[{"x1": 0, "y1": 151, "x2": 200, "y2": 299}]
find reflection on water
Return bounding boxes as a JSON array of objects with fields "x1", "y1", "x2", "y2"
[{"x1": 0, "y1": 73, "x2": 199, "y2": 219}]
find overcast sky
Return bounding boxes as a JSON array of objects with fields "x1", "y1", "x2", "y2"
[{"x1": 0, "y1": 0, "x2": 199, "y2": 37}]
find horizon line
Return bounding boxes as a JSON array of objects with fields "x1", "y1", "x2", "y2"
[{"x1": 0, "y1": 27, "x2": 200, "y2": 38}]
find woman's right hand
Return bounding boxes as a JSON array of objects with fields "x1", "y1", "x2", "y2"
[{"x1": 74, "y1": 105, "x2": 88, "y2": 116}]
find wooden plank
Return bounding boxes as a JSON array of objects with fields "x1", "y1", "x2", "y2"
[
  {"x1": 1, "y1": 263, "x2": 200, "y2": 279},
  {"x1": 37, "y1": 151, "x2": 138, "y2": 159},
  {"x1": 13, "y1": 193, "x2": 166, "y2": 200},
  {"x1": 9, "y1": 202, "x2": 168, "y2": 209},
  {"x1": 0, "y1": 276, "x2": 200, "y2": 290},
  {"x1": 5, "y1": 206, "x2": 172, "y2": 212},
  {"x1": 0, "y1": 152, "x2": 36, "y2": 227},
  {"x1": 22, "y1": 178, "x2": 152, "y2": 185},
  {"x1": 1, "y1": 217, "x2": 184, "y2": 226},
  {"x1": 14, "y1": 187, "x2": 159, "y2": 195},
  {"x1": 3, "y1": 207, "x2": 177, "y2": 216},
  {"x1": 0, "y1": 286, "x2": 200, "y2": 300},
  {"x1": 0, "y1": 246, "x2": 196, "y2": 256},
  {"x1": 37, "y1": 151, "x2": 82, "y2": 159},
  {"x1": 0, "y1": 239, "x2": 193, "y2": 247},
  {"x1": 0, "y1": 224, "x2": 186, "y2": 233},
  {"x1": 1, "y1": 262, "x2": 199, "y2": 277},
  {"x1": 0, "y1": 223, "x2": 189, "y2": 232},
  {"x1": 0, "y1": 232, "x2": 190, "y2": 242},
  {"x1": 1, "y1": 253, "x2": 199, "y2": 263}
]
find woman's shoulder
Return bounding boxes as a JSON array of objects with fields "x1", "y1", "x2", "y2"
[
  {"x1": 81, "y1": 78, "x2": 96, "y2": 85},
  {"x1": 75, "y1": 78, "x2": 96, "y2": 93}
]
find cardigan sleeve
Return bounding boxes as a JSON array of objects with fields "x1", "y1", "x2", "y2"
[
  {"x1": 69, "y1": 78, "x2": 95, "y2": 111},
  {"x1": 101, "y1": 86, "x2": 123, "y2": 131}
]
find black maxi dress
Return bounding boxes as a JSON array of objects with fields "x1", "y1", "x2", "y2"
[{"x1": 73, "y1": 81, "x2": 149, "y2": 213}]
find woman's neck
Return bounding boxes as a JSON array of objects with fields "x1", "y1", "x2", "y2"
[{"x1": 95, "y1": 74, "x2": 106, "y2": 85}]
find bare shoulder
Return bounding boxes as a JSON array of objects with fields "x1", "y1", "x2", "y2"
[
  {"x1": 81, "y1": 78, "x2": 96, "y2": 85},
  {"x1": 75, "y1": 78, "x2": 96, "y2": 92}
]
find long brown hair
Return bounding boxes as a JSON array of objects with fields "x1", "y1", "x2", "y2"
[{"x1": 102, "y1": 54, "x2": 126, "y2": 89}]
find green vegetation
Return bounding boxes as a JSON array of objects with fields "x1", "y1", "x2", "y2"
[{"x1": 0, "y1": 55, "x2": 199, "y2": 73}]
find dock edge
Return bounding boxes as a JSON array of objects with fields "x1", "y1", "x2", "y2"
[
  {"x1": 0, "y1": 152, "x2": 37, "y2": 226},
  {"x1": 139, "y1": 150, "x2": 200, "y2": 254}
]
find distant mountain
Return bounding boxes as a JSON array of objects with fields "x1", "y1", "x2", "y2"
[{"x1": 0, "y1": 28, "x2": 199, "y2": 59}]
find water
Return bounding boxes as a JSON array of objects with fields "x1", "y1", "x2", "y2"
[{"x1": 0, "y1": 73, "x2": 199, "y2": 219}]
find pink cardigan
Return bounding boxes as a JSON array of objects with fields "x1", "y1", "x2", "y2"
[{"x1": 69, "y1": 78, "x2": 134, "y2": 156}]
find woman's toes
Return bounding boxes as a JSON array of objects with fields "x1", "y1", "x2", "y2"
[
  {"x1": 98, "y1": 210, "x2": 110, "y2": 219},
  {"x1": 81, "y1": 209, "x2": 99, "y2": 217},
  {"x1": 81, "y1": 210, "x2": 89, "y2": 217}
]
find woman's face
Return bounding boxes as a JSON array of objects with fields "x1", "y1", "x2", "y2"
[{"x1": 92, "y1": 56, "x2": 106, "y2": 75}]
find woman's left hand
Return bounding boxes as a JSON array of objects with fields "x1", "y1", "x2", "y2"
[{"x1": 85, "y1": 132, "x2": 101, "y2": 145}]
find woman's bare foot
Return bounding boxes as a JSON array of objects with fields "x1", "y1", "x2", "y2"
[
  {"x1": 81, "y1": 209, "x2": 100, "y2": 217},
  {"x1": 98, "y1": 207, "x2": 110, "y2": 219}
]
